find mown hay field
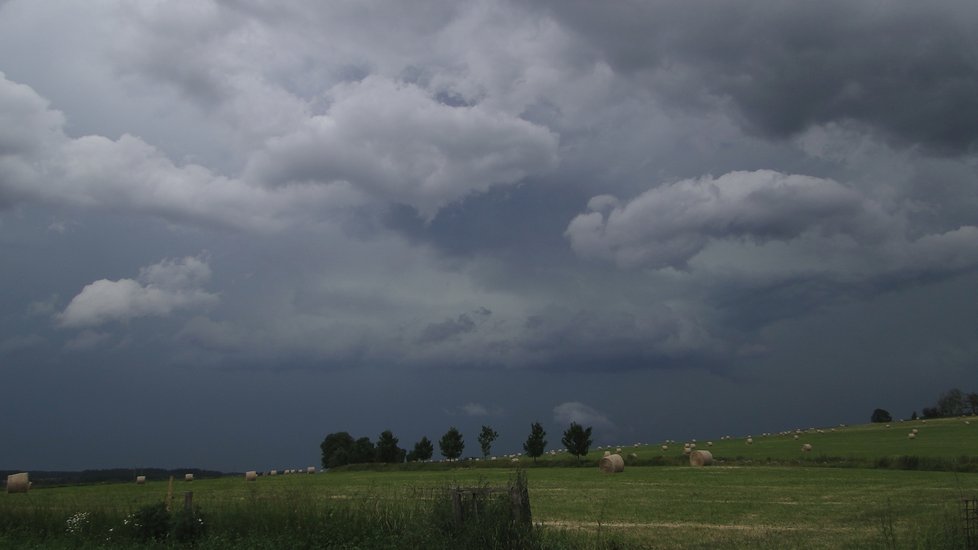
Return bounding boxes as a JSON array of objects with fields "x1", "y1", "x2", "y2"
[
  {"x1": 4, "y1": 466, "x2": 977, "y2": 548},
  {"x1": 3, "y1": 417, "x2": 977, "y2": 548}
]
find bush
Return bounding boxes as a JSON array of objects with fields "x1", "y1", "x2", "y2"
[{"x1": 125, "y1": 502, "x2": 171, "y2": 542}]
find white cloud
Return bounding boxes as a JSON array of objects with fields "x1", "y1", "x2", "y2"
[
  {"x1": 553, "y1": 401, "x2": 616, "y2": 430},
  {"x1": 0, "y1": 72, "x2": 363, "y2": 230},
  {"x1": 245, "y1": 76, "x2": 559, "y2": 219},
  {"x1": 566, "y1": 169, "x2": 978, "y2": 285},
  {"x1": 58, "y1": 256, "x2": 218, "y2": 328}
]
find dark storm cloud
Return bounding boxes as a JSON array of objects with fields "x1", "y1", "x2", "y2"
[
  {"x1": 537, "y1": 0, "x2": 978, "y2": 153},
  {"x1": 2, "y1": 0, "x2": 978, "y2": 470},
  {"x1": 419, "y1": 308, "x2": 491, "y2": 344}
]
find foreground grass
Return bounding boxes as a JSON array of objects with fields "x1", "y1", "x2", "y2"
[{"x1": 3, "y1": 465, "x2": 975, "y2": 548}]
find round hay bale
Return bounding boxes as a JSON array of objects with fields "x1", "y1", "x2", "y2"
[
  {"x1": 661, "y1": 445, "x2": 669, "y2": 451},
  {"x1": 908, "y1": 433, "x2": 916, "y2": 439},
  {"x1": 184, "y1": 473, "x2": 194, "y2": 482},
  {"x1": 135, "y1": 475, "x2": 146, "y2": 485},
  {"x1": 306, "y1": 466, "x2": 316, "y2": 474},
  {"x1": 615, "y1": 447, "x2": 622, "y2": 453},
  {"x1": 912, "y1": 428, "x2": 919, "y2": 434},
  {"x1": 793, "y1": 434, "x2": 799, "y2": 440},
  {"x1": 269, "y1": 470, "x2": 277, "y2": 476},
  {"x1": 707, "y1": 441, "x2": 713, "y2": 447},
  {"x1": 603, "y1": 450, "x2": 611, "y2": 457},
  {"x1": 245, "y1": 471, "x2": 257, "y2": 481},
  {"x1": 689, "y1": 450, "x2": 713, "y2": 467},
  {"x1": 6, "y1": 472, "x2": 29, "y2": 494},
  {"x1": 599, "y1": 454, "x2": 625, "y2": 473},
  {"x1": 801, "y1": 443, "x2": 812, "y2": 452},
  {"x1": 746, "y1": 438, "x2": 753, "y2": 445},
  {"x1": 683, "y1": 446, "x2": 692, "y2": 455},
  {"x1": 689, "y1": 443, "x2": 696, "y2": 449}
]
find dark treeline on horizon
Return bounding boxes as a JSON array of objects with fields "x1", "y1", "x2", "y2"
[{"x1": 0, "y1": 468, "x2": 226, "y2": 487}]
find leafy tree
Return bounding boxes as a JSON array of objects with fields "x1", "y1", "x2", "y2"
[
  {"x1": 968, "y1": 393, "x2": 978, "y2": 416},
  {"x1": 376, "y1": 430, "x2": 404, "y2": 463},
  {"x1": 870, "y1": 408, "x2": 892, "y2": 423},
  {"x1": 439, "y1": 427, "x2": 464, "y2": 460},
  {"x1": 320, "y1": 431, "x2": 354, "y2": 469},
  {"x1": 523, "y1": 422, "x2": 547, "y2": 462},
  {"x1": 911, "y1": 410, "x2": 918, "y2": 420},
  {"x1": 350, "y1": 437, "x2": 376, "y2": 464},
  {"x1": 937, "y1": 388, "x2": 966, "y2": 417},
  {"x1": 921, "y1": 407, "x2": 940, "y2": 419},
  {"x1": 562, "y1": 422, "x2": 592, "y2": 463},
  {"x1": 407, "y1": 436, "x2": 434, "y2": 462},
  {"x1": 478, "y1": 425, "x2": 499, "y2": 458}
]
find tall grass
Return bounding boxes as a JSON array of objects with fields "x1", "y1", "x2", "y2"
[{"x1": 0, "y1": 471, "x2": 624, "y2": 549}]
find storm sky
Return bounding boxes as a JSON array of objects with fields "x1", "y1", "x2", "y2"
[{"x1": 2, "y1": 0, "x2": 977, "y2": 471}]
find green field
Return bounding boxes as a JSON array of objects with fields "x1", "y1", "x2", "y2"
[
  {"x1": 3, "y1": 417, "x2": 978, "y2": 548},
  {"x1": 546, "y1": 416, "x2": 978, "y2": 466}
]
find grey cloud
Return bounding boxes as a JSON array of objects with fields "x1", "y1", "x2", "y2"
[
  {"x1": 539, "y1": 0, "x2": 978, "y2": 153},
  {"x1": 419, "y1": 307, "x2": 491, "y2": 344},
  {"x1": 566, "y1": 170, "x2": 885, "y2": 269},
  {"x1": 0, "y1": 73, "x2": 362, "y2": 230},
  {"x1": 245, "y1": 76, "x2": 559, "y2": 219},
  {"x1": 567, "y1": 170, "x2": 978, "y2": 289},
  {"x1": 58, "y1": 256, "x2": 219, "y2": 328}
]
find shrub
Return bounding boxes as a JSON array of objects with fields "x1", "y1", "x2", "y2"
[{"x1": 125, "y1": 502, "x2": 171, "y2": 542}]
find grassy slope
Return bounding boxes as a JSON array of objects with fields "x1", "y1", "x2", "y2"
[
  {"x1": 521, "y1": 416, "x2": 978, "y2": 465},
  {"x1": 5, "y1": 466, "x2": 976, "y2": 548},
  {"x1": 4, "y1": 417, "x2": 977, "y2": 548}
]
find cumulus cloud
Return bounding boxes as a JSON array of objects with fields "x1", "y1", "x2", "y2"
[
  {"x1": 58, "y1": 256, "x2": 218, "y2": 328},
  {"x1": 553, "y1": 401, "x2": 616, "y2": 430},
  {"x1": 566, "y1": 170, "x2": 978, "y2": 284},
  {"x1": 0, "y1": 72, "x2": 362, "y2": 230},
  {"x1": 245, "y1": 76, "x2": 559, "y2": 219}
]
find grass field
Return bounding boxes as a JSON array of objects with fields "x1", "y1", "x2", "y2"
[
  {"x1": 3, "y1": 417, "x2": 977, "y2": 548},
  {"x1": 547, "y1": 416, "x2": 978, "y2": 466}
]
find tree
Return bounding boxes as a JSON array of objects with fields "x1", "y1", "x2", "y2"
[
  {"x1": 350, "y1": 437, "x2": 376, "y2": 464},
  {"x1": 523, "y1": 422, "x2": 547, "y2": 462},
  {"x1": 911, "y1": 411, "x2": 918, "y2": 420},
  {"x1": 562, "y1": 422, "x2": 592, "y2": 463},
  {"x1": 320, "y1": 431, "x2": 355, "y2": 469},
  {"x1": 870, "y1": 408, "x2": 892, "y2": 423},
  {"x1": 921, "y1": 407, "x2": 940, "y2": 419},
  {"x1": 407, "y1": 436, "x2": 434, "y2": 462},
  {"x1": 376, "y1": 430, "x2": 404, "y2": 463},
  {"x1": 439, "y1": 427, "x2": 464, "y2": 460},
  {"x1": 967, "y1": 393, "x2": 978, "y2": 416},
  {"x1": 937, "y1": 388, "x2": 966, "y2": 417},
  {"x1": 478, "y1": 425, "x2": 499, "y2": 459}
]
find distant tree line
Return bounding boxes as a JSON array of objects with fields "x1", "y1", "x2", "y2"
[
  {"x1": 918, "y1": 388, "x2": 978, "y2": 419},
  {"x1": 874, "y1": 387, "x2": 978, "y2": 424},
  {"x1": 320, "y1": 422, "x2": 594, "y2": 469},
  {"x1": 0, "y1": 468, "x2": 225, "y2": 487}
]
